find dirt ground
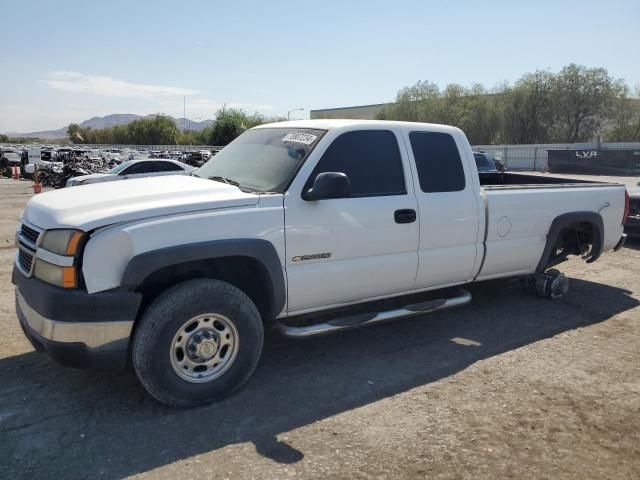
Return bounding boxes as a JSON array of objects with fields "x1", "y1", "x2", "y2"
[{"x1": 1, "y1": 177, "x2": 639, "y2": 480}]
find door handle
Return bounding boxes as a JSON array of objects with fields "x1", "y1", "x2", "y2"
[{"x1": 394, "y1": 209, "x2": 416, "y2": 224}]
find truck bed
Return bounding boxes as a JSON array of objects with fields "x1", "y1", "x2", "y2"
[
  {"x1": 479, "y1": 172, "x2": 618, "y2": 189},
  {"x1": 475, "y1": 172, "x2": 626, "y2": 281}
]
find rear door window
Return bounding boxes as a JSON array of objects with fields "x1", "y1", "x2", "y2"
[
  {"x1": 409, "y1": 132, "x2": 465, "y2": 192},
  {"x1": 155, "y1": 161, "x2": 183, "y2": 172},
  {"x1": 123, "y1": 162, "x2": 156, "y2": 175}
]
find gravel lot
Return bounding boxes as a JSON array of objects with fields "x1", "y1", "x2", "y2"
[{"x1": 1, "y1": 177, "x2": 639, "y2": 480}]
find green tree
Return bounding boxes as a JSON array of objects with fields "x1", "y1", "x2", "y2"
[
  {"x1": 378, "y1": 80, "x2": 440, "y2": 121},
  {"x1": 67, "y1": 123, "x2": 84, "y2": 143},
  {"x1": 203, "y1": 107, "x2": 283, "y2": 146},
  {"x1": 204, "y1": 107, "x2": 247, "y2": 146},
  {"x1": 550, "y1": 64, "x2": 620, "y2": 142},
  {"x1": 378, "y1": 64, "x2": 635, "y2": 144},
  {"x1": 606, "y1": 86, "x2": 640, "y2": 141},
  {"x1": 458, "y1": 84, "x2": 502, "y2": 145},
  {"x1": 503, "y1": 71, "x2": 554, "y2": 143},
  {"x1": 379, "y1": 81, "x2": 501, "y2": 144}
]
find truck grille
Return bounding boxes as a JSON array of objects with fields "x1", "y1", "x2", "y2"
[
  {"x1": 630, "y1": 197, "x2": 640, "y2": 217},
  {"x1": 17, "y1": 221, "x2": 42, "y2": 277},
  {"x1": 21, "y1": 223, "x2": 41, "y2": 245},
  {"x1": 18, "y1": 248, "x2": 35, "y2": 273}
]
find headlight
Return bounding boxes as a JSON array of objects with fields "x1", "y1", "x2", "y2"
[
  {"x1": 40, "y1": 229, "x2": 84, "y2": 256},
  {"x1": 33, "y1": 259, "x2": 77, "y2": 288}
]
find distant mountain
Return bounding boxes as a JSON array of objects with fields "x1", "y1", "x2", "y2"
[
  {"x1": 5, "y1": 127, "x2": 69, "y2": 140},
  {"x1": 80, "y1": 114, "x2": 143, "y2": 130},
  {"x1": 5, "y1": 114, "x2": 215, "y2": 139},
  {"x1": 173, "y1": 117, "x2": 214, "y2": 132}
]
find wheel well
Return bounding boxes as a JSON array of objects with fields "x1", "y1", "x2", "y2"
[
  {"x1": 135, "y1": 256, "x2": 276, "y2": 322},
  {"x1": 542, "y1": 221, "x2": 598, "y2": 270}
]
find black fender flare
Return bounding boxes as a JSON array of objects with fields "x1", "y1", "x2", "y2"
[
  {"x1": 536, "y1": 211, "x2": 604, "y2": 272},
  {"x1": 121, "y1": 238, "x2": 286, "y2": 319}
]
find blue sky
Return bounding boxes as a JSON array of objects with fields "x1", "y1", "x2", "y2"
[{"x1": 1, "y1": 0, "x2": 639, "y2": 132}]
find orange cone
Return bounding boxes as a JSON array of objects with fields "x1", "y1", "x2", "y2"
[{"x1": 32, "y1": 165, "x2": 42, "y2": 193}]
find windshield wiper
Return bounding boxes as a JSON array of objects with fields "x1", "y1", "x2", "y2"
[
  {"x1": 207, "y1": 176, "x2": 277, "y2": 195},
  {"x1": 208, "y1": 176, "x2": 240, "y2": 187}
]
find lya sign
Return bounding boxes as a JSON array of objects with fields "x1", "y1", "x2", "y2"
[{"x1": 575, "y1": 150, "x2": 598, "y2": 159}]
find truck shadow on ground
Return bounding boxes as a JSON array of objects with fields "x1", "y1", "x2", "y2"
[{"x1": 1, "y1": 277, "x2": 637, "y2": 478}]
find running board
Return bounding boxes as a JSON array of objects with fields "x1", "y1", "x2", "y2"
[{"x1": 276, "y1": 288, "x2": 472, "y2": 338}]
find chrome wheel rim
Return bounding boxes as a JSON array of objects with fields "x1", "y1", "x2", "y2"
[{"x1": 169, "y1": 313, "x2": 240, "y2": 383}]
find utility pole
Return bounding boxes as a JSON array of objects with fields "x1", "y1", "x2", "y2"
[{"x1": 287, "y1": 108, "x2": 304, "y2": 120}]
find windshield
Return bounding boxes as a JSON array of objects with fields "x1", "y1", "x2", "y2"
[
  {"x1": 108, "y1": 161, "x2": 131, "y2": 174},
  {"x1": 194, "y1": 127, "x2": 325, "y2": 193},
  {"x1": 474, "y1": 153, "x2": 495, "y2": 172}
]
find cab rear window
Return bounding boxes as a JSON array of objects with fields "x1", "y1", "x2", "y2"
[{"x1": 409, "y1": 132, "x2": 465, "y2": 193}]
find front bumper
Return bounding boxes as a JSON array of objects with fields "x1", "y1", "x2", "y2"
[
  {"x1": 624, "y1": 215, "x2": 640, "y2": 237},
  {"x1": 12, "y1": 266, "x2": 142, "y2": 369},
  {"x1": 613, "y1": 233, "x2": 627, "y2": 252}
]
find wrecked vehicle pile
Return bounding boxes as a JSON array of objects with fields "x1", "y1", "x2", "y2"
[{"x1": 37, "y1": 157, "x2": 118, "y2": 188}]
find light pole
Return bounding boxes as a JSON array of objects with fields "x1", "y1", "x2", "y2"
[
  {"x1": 192, "y1": 118, "x2": 202, "y2": 148},
  {"x1": 287, "y1": 108, "x2": 304, "y2": 120}
]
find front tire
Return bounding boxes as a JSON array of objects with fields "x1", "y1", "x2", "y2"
[{"x1": 132, "y1": 279, "x2": 264, "y2": 407}]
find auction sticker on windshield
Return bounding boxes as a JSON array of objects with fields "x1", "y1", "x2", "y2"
[{"x1": 282, "y1": 132, "x2": 318, "y2": 145}]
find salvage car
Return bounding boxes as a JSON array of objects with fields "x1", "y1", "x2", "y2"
[
  {"x1": 13, "y1": 120, "x2": 628, "y2": 407},
  {"x1": 473, "y1": 151, "x2": 499, "y2": 172},
  {"x1": 65, "y1": 158, "x2": 194, "y2": 187},
  {"x1": 624, "y1": 183, "x2": 640, "y2": 237},
  {"x1": 1, "y1": 148, "x2": 22, "y2": 177}
]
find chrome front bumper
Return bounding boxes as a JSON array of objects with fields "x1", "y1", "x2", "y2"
[{"x1": 16, "y1": 288, "x2": 133, "y2": 352}]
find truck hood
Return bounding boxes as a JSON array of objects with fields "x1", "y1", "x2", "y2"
[{"x1": 24, "y1": 175, "x2": 259, "y2": 231}]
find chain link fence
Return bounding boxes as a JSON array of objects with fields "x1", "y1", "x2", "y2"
[
  {"x1": 89, "y1": 141, "x2": 640, "y2": 172},
  {"x1": 73, "y1": 144, "x2": 225, "y2": 153},
  {"x1": 472, "y1": 142, "x2": 640, "y2": 171},
  {"x1": 6, "y1": 141, "x2": 640, "y2": 173}
]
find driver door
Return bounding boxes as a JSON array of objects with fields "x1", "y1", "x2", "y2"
[{"x1": 284, "y1": 128, "x2": 419, "y2": 314}]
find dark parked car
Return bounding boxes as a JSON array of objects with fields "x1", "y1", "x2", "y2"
[
  {"x1": 474, "y1": 151, "x2": 506, "y2": 172},
  {"x1": 473, "y1": 151, "x2": 498, "y2": 173},
  {"x1": 0, "y1": 148, "x2": 22, "y2": 177},
  {"x1": 625, "y1": 186, "x2": 640, "y2": 237},
  {"x1": 493, "y1": 158, "x2": 506, "y2": 172},
  {"x1": 474, "y1": 151, "x2": 506, "y2": 173}
]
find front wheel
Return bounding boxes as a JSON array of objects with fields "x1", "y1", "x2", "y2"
[{"x1": 132, "y1": 279, "x2": 264, "y2": 407}]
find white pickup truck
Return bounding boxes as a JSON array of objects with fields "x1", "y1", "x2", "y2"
[{"x1": 13, "y1": 120, "x2": 629, "y2": 407}]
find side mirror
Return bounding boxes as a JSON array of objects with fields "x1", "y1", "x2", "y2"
[{"x1": 303, "y1": 172, "x2": 351, "y2": 201}]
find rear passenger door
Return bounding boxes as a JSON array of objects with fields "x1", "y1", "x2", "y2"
[
  {"x1": 284, "y1": 129, "x2": 419, "y2": 313},
  {"x1": 406, "y1": 130, "x2": 481, "y2": 288}
]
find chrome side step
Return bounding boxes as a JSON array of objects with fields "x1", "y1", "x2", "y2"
[{"x1": 276, "y1": 288, "x2": 472, "y2": 338}]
